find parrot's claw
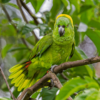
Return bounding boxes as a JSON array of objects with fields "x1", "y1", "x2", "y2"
[
  {"x1": 51, "y1": 65, "x2": 58, "y2": 72},
  {"x1": 49, "y1": 79, "x2": 55, "y2": 90}
]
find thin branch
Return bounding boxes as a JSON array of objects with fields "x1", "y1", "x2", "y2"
[
  {"x1": 1, "y1": 4, "x2": 17, "y2": 31},
  {"x1": 0, "y1": 67, "x2": 16, "y2": 100},
  {"x1": 18, "y1": 56, "x2": 100, "y2": 100},
  {"x1": 1, "y1": 4, "x2": 30, "y2": 49},
  {"x1": 16, "y1": 0, "x2": 39, "y2": 41},
  {"x1": 20, "y1": 0, "x2": 39, "y2": 25},
  {"x1": 60, "y1": 73, "x2": 68, "y2": 80}
]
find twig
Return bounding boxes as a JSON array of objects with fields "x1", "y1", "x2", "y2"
[
  {"x1": 1, "y1": 4, "x2": 17, "y2": 31},
  {"x1": 0, "y1": 67, "x2": 16, "y2": 100},
  {"x1": 18, "y1": 56, "x2": 100, "y2": 100},
  {"x1": 16, "y1": 0, "x2": 39, "y2": 41},
  {"x1": 60, "y1": 73, "x2": 68, "y2": 80},
  {"x1": 1, "y1": 4, "x2": 29, "y2": 49},
  {"x1": 20, "y1": 0, "x2": 39, "y2": 25}
]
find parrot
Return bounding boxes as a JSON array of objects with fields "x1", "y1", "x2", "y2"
[{"x1": 9, "y1": 14, "x2": 75, "y2": 91}]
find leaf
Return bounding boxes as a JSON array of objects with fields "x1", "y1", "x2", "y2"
[
  {"x1": 31, "y1": 92, "x2": 40, "y2": 99},
  {"x1": 61, "y1": 0, "x2": 68, "y2": 7},
  {"x1": 88, "y1": 19, "x2": 100, "y2": 30},
  {"x1": 86, "y1": 89, "x2": 100, "y2": 100},
  {"x1": 0, "y1": 97, "x2": 12, "y2": 100},
  {"x1": 74, "y1": 88, "x2": 97, "y2": 100},
  {"x1": 83, "y1": 29, "x2": 100, "y2": 55},
  {"x1": 69, "y1": 0, "x2": 80, "y2": 13},
  {"x1": 1, "y1": 44, "x2": 12, "y2": 58},
  {"x1": 0, "y1": 24, "x2": 17, "y2": 36},
  {"x1": 26, "y1": 36, "x2": 36, "y2": 46},
  {"x1": 80, "y1": 8, "x2": 94, "y2": 24},
  {"x1": 20, "y1": 24, "x2": 37, "y2": 35},
  {"x1": 50, "y1": 0, "x2": 64, "y2": 20},
  {"x1": 56, "y1": 76, "x2": 99, "y2": 100},
  {"x1": 26, "y1": 0, "x2": 45, "y2": 13},
  {"x1": 1, "y1": 0, "x2": 10, "y2": 3},
  {"x1": 7, "y1": 3, "x2": 19, "y2": 9},
  {"x1": 64, "y1": 47, "x2": 95, "y2": 79},
  {"x1": 40, "y1": 87, "x2": 58, "y2": 100}
]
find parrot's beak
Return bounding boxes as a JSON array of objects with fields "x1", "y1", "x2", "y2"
[{"x1": 59, "y1": 26, "x2": 65, "y2": 36}]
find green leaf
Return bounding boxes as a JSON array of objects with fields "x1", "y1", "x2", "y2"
[
  {"x1": 56, "y1": 76, "x2": 99, "y2": 100},
  {"x1": 80, "y1": 8, "x2": 94, "y2": 24},
  {"x1": 61, "y1": 0, "x2": 68, "y2": 7},
  {"x1": 65, "y1": 47, "x2": 95, "y2": 79},
  {"x1": 0, "y1": 97, "x2": 12, "y2": 100},
  {"x1": 84, "y1": 29, "x2": 100, "y2": 55},
  {"x1": 26, "y1": 0, "x2": 45, "y2": 13},
  {"x1": 40, "y1": 87, "x2": 58, "y2": 100},
  {"x1": 36, "y1": 0, "x2": 45, "y2": 13},
  {"x1": 31, "y1": 92, "x2": 40, "y2": 99},
  {"x1": 88, "y1": 19, "x2": 100, "y2": 30},
  {"x1": 1, "y1": 0, "x2": 10, "y2": 3},
  {"x1": 26, "y1": 36, "x2": 36, "y2": 46},
  {"x1": 50, "y1": 0, "x2": 64, "y2": 20},
  {"x1": 69, "y1": 0, "x2": 80, "y2": 13},
  {"x1": 86, "y1": 89, "x2": 100, "y2": 100},
  {"x1": 74, "y1": 88, "x2": 97, "y2": 100},
  {"x1": 1, "y1": 44, "x2": 12, "y2": 58},
  {"x1": 20, "y1": 24, "x2": 37, "y2": 35},
  {"x1": 7, "y1": 3, "x2": 19, "y2": 9}
]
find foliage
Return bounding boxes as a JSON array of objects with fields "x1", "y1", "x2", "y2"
[{"x1": 0, "y1": 0, "x2": 100, "y2": 100}]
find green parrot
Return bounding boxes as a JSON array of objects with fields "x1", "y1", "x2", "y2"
[{"x1": 9, "y1": 14, "x2": 75, "y2": 91}]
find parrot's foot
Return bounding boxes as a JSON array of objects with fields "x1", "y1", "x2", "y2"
[
  {"x1": 49, "y1": 79, "x2": 55, "y2": 90},
  {"x1": 51, "y1": 65, "x2": 58, "y2": 72}
]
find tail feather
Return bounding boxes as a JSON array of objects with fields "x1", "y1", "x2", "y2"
[
  {"x1": 9, "y1": 61, "x2": 36, "y2": 91},
  {"x1": 9, "y1": 64, "x2": 24, "y2": 73}
]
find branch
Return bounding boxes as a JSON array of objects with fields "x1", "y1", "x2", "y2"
[
  {"x1": 54, "y1": 56, "x2": 100, "y2": 73},
  {"x1": 0, "y1": 67, "x2": 16, "y2": 100},
  {"x1": 1, "y1": 4, "x2": 17, "y2": 31},
  {"x1": 60, "y1": 73, "x2": 68, "y2": 80},
  {"x1": 17, "y1": 56, "x2": 100, "y2": 100},
  {"x1": 20, "y1": 0, "x2": 39, "y2": 25},
  {"x1": 1, "y1": 4, "x2": 30, "y2": 49},
  {"x1": 16, "y1": 0, "x2": 39, "y2": 41}
]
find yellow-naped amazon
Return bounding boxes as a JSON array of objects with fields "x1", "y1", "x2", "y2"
[{"x1": 9, "y1": 14, "x2": 75, "y2": 91}]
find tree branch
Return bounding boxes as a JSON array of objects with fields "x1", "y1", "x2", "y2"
[
  {"x1": 60, "y1": 73, "x2": 68, "y2": 80},
  {"x1": 0, "y1": 67, "x2": 16, "y2": 100},
  {"x1": 17, "y1": 56, "x2": 100, "y2": 100},
  {"x1": 1, "y1": 4, "x2": 30, "y2": 49},
  {"x1": 16, "y1": 0, "x2": 39, "y2": 41},
  {"x1": 54, "y1": 56, "x2": 100, "y2": 73},
  {"x1": 20, "y1": 0, "x2": 39, "y2": 25}
]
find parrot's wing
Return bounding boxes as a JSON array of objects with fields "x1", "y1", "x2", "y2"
[
  {"x1": 30, "y1": 33, "x2": 53, "y2": 59},
  {"x1": 70, "y1": 42, "x2": 75, "y2": 58}
]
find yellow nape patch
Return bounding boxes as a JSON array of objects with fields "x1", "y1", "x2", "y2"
[{"x1": 56, "y1": 14, "x2": 73, "y2": 27}]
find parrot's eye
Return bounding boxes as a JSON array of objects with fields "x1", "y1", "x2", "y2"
[
  {"x1": 67, "y1": 24, "x2": 69, "y2": 27},
  {"x1": 58, "y1": 25, "x2": 60, "y2": 27},
  {"x1": 62, "y1": 25, "x2": 65, "y2": 28}
]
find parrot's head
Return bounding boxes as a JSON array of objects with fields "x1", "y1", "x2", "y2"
[{"x1": 53, "y1": 14, "x2": 74, "y2": 45}]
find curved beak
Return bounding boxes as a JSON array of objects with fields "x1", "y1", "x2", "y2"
[{"x1": 59, "y1": 26, "x2": 65, "y2": 36}]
